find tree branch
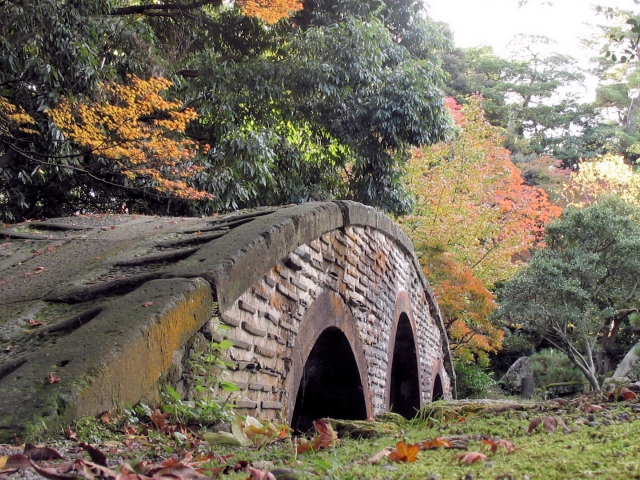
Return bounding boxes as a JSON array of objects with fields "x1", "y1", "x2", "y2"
[{"x1": 110, "y1": 0, "x2": 223, "y2": 16}]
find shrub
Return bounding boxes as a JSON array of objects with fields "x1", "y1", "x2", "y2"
[
  {"x1": 455, "y1": 362, "x2": 497, "y2": 399},
  {"x1": 531, "y1": 348, "x2": 585, "y2": 388}
]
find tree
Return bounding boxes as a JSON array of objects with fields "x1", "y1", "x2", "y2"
[
  {"x1": 419, "y1": 244, "x2": 503, "y2": 366},
  {"x1": 495, "y1": 196, "x2": 640, "y2": 390},
  {"x1": 440, "y1": 40, "x2": 607, "y2": 165},
  {"x1": 401, "y1": 96, "x2": 560, "y2": 289},
  {"x1": 400, "y1": 96, "x2": 560, "y2": 366},
  {"x1": 0, "y1": 0, "x2": 452, "y2": 221},
  {"x1": 562, "y1": 153, "x2": 640, "y2": 207}
]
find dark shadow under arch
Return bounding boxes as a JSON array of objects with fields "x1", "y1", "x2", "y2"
[
  {"x1": 291, "y1": 327, "x2": 368, "y2": 432},
  {"x1": 432, "y1": 373, "x2": 444, "y2": 401},
  {"x1": 389, "y1": 313, "x2": 421, "y2": 419}
]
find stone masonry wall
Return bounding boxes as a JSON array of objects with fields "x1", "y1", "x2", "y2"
[{"x1": 198, "y1": 225, "x2": 452, "y2": 422}]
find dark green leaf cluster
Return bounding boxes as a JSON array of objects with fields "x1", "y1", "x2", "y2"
[
  {"x1": 495, "y1": 196, "x2": 640, "y2": 389},
  {"x1": 0, "y1": 0, "x2": 451, "y2": 221}
]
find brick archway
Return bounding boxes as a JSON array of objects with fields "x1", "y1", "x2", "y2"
[{"x1": 286, "y1": 290, "x2": 372, "y2": 429}]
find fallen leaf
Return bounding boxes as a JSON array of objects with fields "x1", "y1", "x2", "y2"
[
  {"x1": 80, "y1": 444, "x2": 108, "y2": 467},
  {"x1": 24, "y1": 444, "x2": 64, "y2": 461},
  {"x1": 0, "y1": 457, "x2": 6, "y2": 469},
  {"x1": 141, "y1": 302, "x2": 154, "y2": 307},
  {"x1": 100, "y1": 412, "x2": 113, "y2": 425},
  {"x1": 47, "y1": 373, "x2": 61, "y2": 384},
  {"x1": 481, "y1": 437, "x2": 515, "y2": 454},
  {"x1": 246, "y1": 467, "x2": 276, "y2": 480},
  {"x1": 311, "y1": 419, "x2": 337, "y2": 450},
  {"x1": 388, "y1": 441, "x2": 419, "y2": 463},
  {"x1": 4, "y1": 345, "x2": 15, "y2": 352},
  {"x1": 34, "y1": 266, "x2": 46, "y2": 273},
  {"x1": 419, "y1": 437, "x2": 452, "y2": 450},
  {"x1": 29, "y1": 319, "x2": 44, "y2": 327},
  {"x1": 609, "y1": 387, "x2": 637, "y2": 402},
  {"x1": 457, "y1": 452, "x2": 487, "y2": 464},
  {"x1": 65, "y1": 427, "x2": 78, "y2": 441},
  {"x1": 295, "y1": 438, "x2": 312, "y2": 454},
  {"x1": 4, "y1": 454, "x2": 31, "y2": 469},
  {"x1": 146, "y1": 462, "x2": 209, "y2": 479},
  {"x1": 367, "y1": 448, "x2": 392, "y2": 464},
  {"x1": 528, "y1": 416, "x2": 570, "y2": 434},
  {"x1": 582, "y1": 403, "x2": 604, "y2": 413}
]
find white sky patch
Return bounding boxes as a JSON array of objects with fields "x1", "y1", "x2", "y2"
[{"x1": 426, "y1": 0, "x2": 634, "y2": 101}]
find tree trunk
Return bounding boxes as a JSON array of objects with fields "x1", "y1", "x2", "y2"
[{"x1": 611, "y1": 341, "x2": 640, "y2": 379}]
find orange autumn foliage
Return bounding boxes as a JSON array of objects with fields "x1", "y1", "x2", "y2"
[
  {"x1": 400, "y1": 96, "x2": 560, "y2": 363},
  {"x1": 402, "y1": 96, "x2": 561, "y2": 289},
  {"x1": 48, "y1": 75, "x2": 211, "y2": 201},
  {"x1": 238, "y1": 0, "x2": 302, "y2": 24}
]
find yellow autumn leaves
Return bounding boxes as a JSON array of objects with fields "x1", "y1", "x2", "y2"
[
  {"x1": 48, "y1": 76, "x2": 211, "y2": 201},
  {"x1": 238, "y1": 0, "x2": 302, "y2": 24},
  {"x1": 562, "y1": 153, "x2": 640, "y2": 207}
]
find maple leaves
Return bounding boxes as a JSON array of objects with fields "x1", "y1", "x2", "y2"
[
  {"x1": 404, "y1": 95, "x2": 560, "y2": 289},
  {"x1": 295, "y1": 419, "x2": 338, "y2": 453},
  {"x1": 401, "y1": 95, "x2": 560, "y2": 365},
  {"x1": 237, "y1": 0, "x2": 302, "y2": 24},
  {"x1": 48, "y1": 75, "x2": 211, "y2": 202}
]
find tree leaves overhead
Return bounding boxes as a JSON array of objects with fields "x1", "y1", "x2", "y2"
[{"x1": 0, "y1": 0, "x2": 451, "y2": 221}]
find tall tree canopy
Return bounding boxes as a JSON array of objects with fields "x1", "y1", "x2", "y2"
[
  {"x1": 0, "y1": 0, "x2": 452, "y2": 222},
  {"x1": 399, "y1": 96, "x2": 559, "y2": 365}
]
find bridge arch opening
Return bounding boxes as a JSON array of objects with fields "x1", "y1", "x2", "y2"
[
  {"x1": 432, "y1": 373, "x2": 444, "y2": 401},
  {"x1": 291, "y1": 326, "x2": 368, "y2": 432},
  {"x1": 389, "y1": 312, "x2": 421, "y2": 419}
]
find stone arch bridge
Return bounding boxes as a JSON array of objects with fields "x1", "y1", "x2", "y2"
[{"x1": 0, "y1": 201, "x2": 454, "y2": 441}]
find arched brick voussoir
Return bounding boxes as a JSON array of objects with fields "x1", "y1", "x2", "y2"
[{"x1": 285, "y1": 289, "x2": 373, "y2": 424}]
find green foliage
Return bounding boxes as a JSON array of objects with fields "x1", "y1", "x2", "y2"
[
  {"x1": 531, "y1": 349, "x2": 585, "y2": 389},
  {"x1": 454, "y1": 362, "x2": 497, "y2": 399},
  {"x1": 0, "y1": 0, "x2": 452, "y2": 222},
  {"x1": 495, "y1": 196, "x2": 640, "y2": 390},
  {"x1": 440, "y1": 41, "x2": 617, "y2": 165},
  {"x1": 161, "y1": 385, "x2": 234, "y2": 427}
]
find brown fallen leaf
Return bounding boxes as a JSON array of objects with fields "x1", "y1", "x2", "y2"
[
  {"x1": 457, "y1": 452, "x2": 487, "y2": 464},
  {"x1": 80, "y1": 444, "x2": 108, "y2": 467},
  {"x1": 141, "y1": 302, "x2": 154, "y2": 307},
  {"x1": 100, "y1": 412, "x2": 113, "y2": 425},
  {"x1": 388, "y1": 441, "x2": 419, "y2": 463},
  {"x1": 481, "y1": 437, "x2": 516, "y2": 454},
  {"x1": 582, "y1": 403, "x2": 604, "y2": 414},
  {"x1": 419, "y1": 437, "x2": 452, "y2": 450},
  {"x1": 609, "y1": 387, "x2": 637, "y2": 402},
  {"x1": 527, "y1": 416, "x2": 570, "y2": 434},
  {"x1": 4, "y1": 454, "x2": 31, "y2": 470},
  {"x1": 311, "y1": 419, "x2": 337, "y2": 450},
  {"x1": 367, "y1": 448, "x2": 393, "y2": 464},
  {"x1": 65, "y1": 427, "x2": 78, "y2": 441},
  {"x1": 29, "y1": 319, "x2": 44, "y2": 327},
  {"x1": 24, "y1": 444, "x2": 64, "y2": 461},
  {"x1": 47, "y1": 373, "x2": 61, "y2": 384},
  {"x1": 246, "y1": 467, "x2": 277, "y2": 480},
  {"x1": 146, "y1": 462, "x2": 210, "y2": 479}
]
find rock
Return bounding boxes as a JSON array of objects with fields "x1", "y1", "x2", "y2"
[{"x1": 500, "y1": 357, "x2": 533, "y2": 393}]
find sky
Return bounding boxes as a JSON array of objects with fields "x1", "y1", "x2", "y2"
[{"x1": 426, "y1": 0, "x2": 634, "y2": 101}]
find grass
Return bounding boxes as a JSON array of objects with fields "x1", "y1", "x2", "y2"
[{"x1": 23, "y1": 395, "x2": 640, "y2": 480}]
